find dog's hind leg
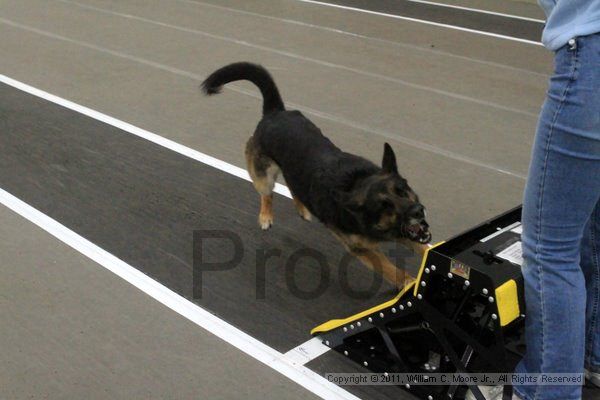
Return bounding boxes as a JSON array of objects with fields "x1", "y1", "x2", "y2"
[
  {"x1": 291, "y1": 194, "x2": 311, "y2": 221},
  {"x1": 245, "y1": 136, "x2": 280, "y2": 230}
]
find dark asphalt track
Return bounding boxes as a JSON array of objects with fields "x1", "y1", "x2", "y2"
[
  {"x1": 4, "y1": 1, "x2": 588, "y2": 399},
  {"x1": 0, "y1": 82, "x2": 425, "y2": 399}
]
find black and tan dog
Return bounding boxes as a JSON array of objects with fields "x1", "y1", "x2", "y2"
[{"x1": 202, "y1": 62, "x2": 431, "y2": 288}]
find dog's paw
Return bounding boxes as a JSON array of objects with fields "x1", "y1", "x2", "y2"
[
  {"x1": 299, "y1": 209, "x2": 312, "y2": 222},
  {"x1": 259, "y1": 214, "x2": 273, "y2": 230}
]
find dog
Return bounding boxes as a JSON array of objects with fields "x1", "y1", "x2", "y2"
[{"x1": 202, "y1": 62, "x2": 432, "y2": 288}]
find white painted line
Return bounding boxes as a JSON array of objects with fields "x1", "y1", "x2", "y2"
[
  {"x1": 290, "y1": 0, "x2": 543, "y2": 46},
  {"x1": 176, "y1": 0, "x2": 547, "y2": 77},
  {"x1": 0, "y1": 74, "x2": 292, "y2": 198},
  {"x1": 50, "y1": 0, "x2": 537, "y2": 118},
  {"x1": 0, "y1": 18, "x2": 529, "y2": 180},
  {"x1": 406, "y1": 0, "x2": 545, "y2": 23},
  {"x1": 0, "y1": 187, "x2": 358, "y2": 400},
  {"x1": 285, "y1": 337, "x2": 332, "y2": 365}
]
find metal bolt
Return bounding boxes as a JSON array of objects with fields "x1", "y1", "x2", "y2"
[
  {"x1": 492, "y1": 314, "x2": 498, "y2": 320},
  {"x1": 482, "y1": 288, "x2": 489, "y2": 295},
  {"x1": 431, "y1": 265, "x2": 436, "y2": 271}
]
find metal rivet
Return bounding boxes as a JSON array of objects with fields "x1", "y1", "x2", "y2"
[
  {"x1": 482, "y1": 288, "x2": 489, "y2": 295},
  {"x1": 428, "y1": 396, "x2": 433, "y2": 400},
  {"x1": 325, "y1": 341, "x2": 330, "y2": 346},
  {"x1": 424, "y1": 363, "x2": 430, "y2": 370},
  {"x1": 405, "y1": 384, "x2": 411, "y2": 389},
  {"x1": 431, "y1": 265, "x2": 436, "y2": 271},
  {"x1": 425, "y1": 268, "x2": 430, "y2": 274},
  {"x1": 464, "y1": 280, "x2": 470, "y2": 286},
  {"x1": 343, "y1": 327, "x2": 348, "y2": 332},
  {"x1": 417, "y1": 294, "x2": 423, "y2": 300},
  {"x1": 492, "y1": 314, "x2": 498, "y2": 320},
  {"x1": 368, "y1": 317, "x2": 373, "y2": 323},
  {"x1": 488, "y1": 296, "x2": 494, "y2": 303},
  {"x1": 521, "y1": 314, "x2": 526, "y2": 318},
  {"x1": 357, "y1": 322, "x2": 362, "y2": 327},
  {"x1": 421, "y1": 281, "x2": 427, "y2": 287},
  {"x1": 344, "y1": 351, "x2": 349, "y2": 356},
  {"x1": 384, "y1": 372, "x2": 389, "y2": 377},
  {"x1": 391, "y1": 308, "x2": 397, "y2": 313},
  {"x1": 363, "y1": 361, "x2": 368, "y2": 367},
  {"x1": 407, "y1": 301, "x2": 413, "y2": 307},
  {"x1": 399, "y1": 305, "x2": 405, "y2": 310},
  {"x1": 350, "y1": 324, "x2": 355, "y2": 329},
  {"x1": 379, "y1": 312, "x2": 385, "y2": 318},
  {"x1": 447, "y1": 273, "x2": 453, "y2": 278}
]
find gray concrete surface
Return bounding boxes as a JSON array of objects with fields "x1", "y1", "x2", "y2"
[
  {"x1": 0, "y1": 0, "x2": 560, "y2": 399},
  {"x1": 0, "y1": 0, "x2": 552, "y2": 241},
  {"x1": 0, "y1": 204, "x2": 321, "y2": 400}
]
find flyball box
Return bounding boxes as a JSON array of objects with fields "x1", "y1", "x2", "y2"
[{"x1": 312, "y1": 206, "x2": 526, "y2": 400}]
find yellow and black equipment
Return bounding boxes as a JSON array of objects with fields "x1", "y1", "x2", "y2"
[{"x1": 312, "y1": 207, "x2": 525, "y2": 400}]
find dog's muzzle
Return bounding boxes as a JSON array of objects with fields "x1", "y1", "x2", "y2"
[{"x1": 406, "y1": 220, "x2": 432, "y2": 244}]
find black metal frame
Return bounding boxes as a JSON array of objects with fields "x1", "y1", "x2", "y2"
[{"x1": 315, "y1": 207, "x2": 526, "y2": 400}]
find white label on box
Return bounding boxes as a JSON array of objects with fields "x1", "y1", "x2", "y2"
[{"x1": 496, "y1": 241, "x2": 523, "y2": 266}]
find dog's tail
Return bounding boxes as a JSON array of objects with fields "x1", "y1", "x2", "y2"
[{"x1": 201, "y1": 62, "x2": 285, "y2": 115}]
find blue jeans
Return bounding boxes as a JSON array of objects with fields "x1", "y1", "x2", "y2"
[{"x1": 514, "y1": 33, "x2": 600, "y2": 400}]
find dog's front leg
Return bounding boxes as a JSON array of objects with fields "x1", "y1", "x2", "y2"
[
  {"x1": 351, "y1": 248, "x2": 415, "y2": 289},
  {"x1": 331, "y1": 230, "x2": 414, "y2": 289}
]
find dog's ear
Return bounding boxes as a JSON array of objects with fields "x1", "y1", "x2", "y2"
[{"x1": 381, "y1": 143, "x2": 398, "y2": 175}]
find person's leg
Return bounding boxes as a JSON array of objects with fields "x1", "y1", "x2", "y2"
[
  {"x1": 583, "y1": 201, "x2": 600, "y2": 384},
  {"x1": 514, "y1": 33, "x2": 600, "y2": 400}
]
